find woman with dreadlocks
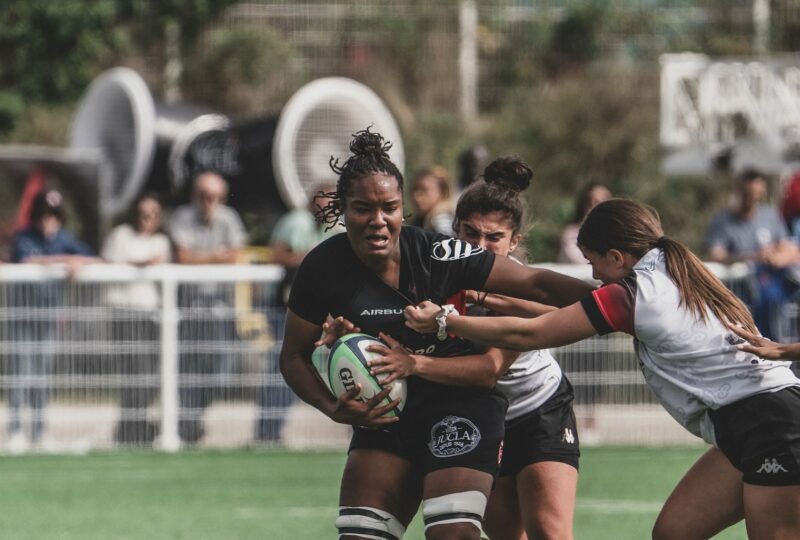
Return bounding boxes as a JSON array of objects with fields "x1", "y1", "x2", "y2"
[
  {"x1": 405, "y1": 198, "x2": 800, "y2": 540},
  {"x1": 279, "y1": 128, "x2": 593, "y2": 540}
]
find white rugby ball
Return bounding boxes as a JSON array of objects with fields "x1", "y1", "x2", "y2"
[{"x1": 320, "y1": 333, "x2": 406, "y2": 417}]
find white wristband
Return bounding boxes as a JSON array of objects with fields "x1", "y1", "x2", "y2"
[{"x1": 435, "y1": 304, "x2": 459, "y2": 341}]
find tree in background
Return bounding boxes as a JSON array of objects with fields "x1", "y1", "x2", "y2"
[
  {"x1": 0, "y1": 0, "x2": 240, "y2": 141},
  {"x1": 0, "y1": 1, "x2": 121, "y2": 136}
]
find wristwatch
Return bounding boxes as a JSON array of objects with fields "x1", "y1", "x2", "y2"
[{"x1": 435, "y1": 304, "x2": 459, "y2": 341}]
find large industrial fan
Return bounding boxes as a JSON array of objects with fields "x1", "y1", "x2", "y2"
[{"x1": 69, "y1": 67, "x2": 405, "y2": 222}]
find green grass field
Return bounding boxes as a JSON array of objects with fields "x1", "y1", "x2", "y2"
[{"x1": 0, "y1": 446, "x2": 747, "y2": 539}]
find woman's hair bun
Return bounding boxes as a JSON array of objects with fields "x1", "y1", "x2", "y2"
[
  {"x1": 483, "y1": 156, "x2": 532, "y2": 192},
  {"x1": 349, "y1": 126, "x2": 393, "y2": 158}
]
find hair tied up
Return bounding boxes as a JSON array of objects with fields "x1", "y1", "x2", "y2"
[
  {"x1": 655, "y1": 236, "x2": 668, "y2": 249},
  {"x1": 483, "y1": 156, "x2": 533, "y2": 193},
  {"x1": 349, "y1": 126, "x2": 392, "y2": 157}
]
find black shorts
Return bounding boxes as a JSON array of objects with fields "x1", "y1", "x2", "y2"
[
  {"x1": 349, "y1": 390, "x2": 508, "y2": 477},
  {"x1": 499, "y1": 377, "x2": 580, "y2": 477},
  {"x1": 710, "y1": 385, "x2": 800, "y2": 486}
]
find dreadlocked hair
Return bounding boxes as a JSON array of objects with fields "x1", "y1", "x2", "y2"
[
  {"x1": 315, "y1": 127, "x2": 404, "y2": 231},
  {"x1": 577, "y1": 199, "x2": 757, "y2": 333}
]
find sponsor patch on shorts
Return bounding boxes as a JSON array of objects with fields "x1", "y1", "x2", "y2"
[{"x1": 429, "y1": 415, "x2": 481, "y2": 458}]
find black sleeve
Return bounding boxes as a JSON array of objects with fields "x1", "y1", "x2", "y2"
[
  {"x1": 286, "y1": 241, "x2": 332, "y2": 325},
  {"x1": 429, "y1": 234, "x2": 496, "y2": 297}
]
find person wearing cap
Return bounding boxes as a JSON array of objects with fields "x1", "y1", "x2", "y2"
[
  {"x1": 12, "y1": 189, "x2": 95, "y2": 265},
  {"x1": 8, "y1": 188, "x2": 98, "y2": 452}
]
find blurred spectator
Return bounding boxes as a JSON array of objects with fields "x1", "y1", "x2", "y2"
[
  {"x1": 269, "y1": 184, "x2": 339, "y2": 306},
  {"x1": 706, "y1": 168, "x2": 800, "y2": 340},
  {"x1": 255, "y1": 185, "x2": 340, "y2": 443},
  {"x1": 101, "y1": 193, "x2": 171, "y2": 445},
  {"x1": 169, "y1": 172, "x2": 247, "y2": 445},
  {"x1": 558, "y1": 182, "x2": 612, "y2": 263},
  {"x1": 8, "y1": 189, "x2": 98, "y2": 452},
  {"x1": 410, "y1": 166, "x2": 455, "y2": 235},
  {"x1": 457, "y1": 144, "x2": 489, "y2": 194}
]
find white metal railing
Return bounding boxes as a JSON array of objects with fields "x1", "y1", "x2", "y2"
[
  {"x1": 0, "y1": 261, "x2": 788, "y2": 453},
  {"x1": 0, "y1": 264, "x2": 283, "y2": 453}
]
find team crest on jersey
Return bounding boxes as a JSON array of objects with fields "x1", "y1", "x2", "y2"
[
  {"x1": 429, "y1": 415, "x2": 481, "y2": 458},
  {"x1": 431, "y1": 238, "x2": 484, "y2": 261}
]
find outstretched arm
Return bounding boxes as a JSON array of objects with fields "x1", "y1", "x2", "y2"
[
  {"x1": 472, "y1": 291, "x2": 558, "y2": 318},
  {"x1": 405, "y1": 300, "x2": 598, "y2": 351},
  {"x1": 483, "y1": 256, "x2": 595, "y2": 307}
]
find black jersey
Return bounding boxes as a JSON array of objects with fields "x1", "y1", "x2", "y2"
[{"x1": 289, "y1": 226, "x2": 497, "y2": 408}]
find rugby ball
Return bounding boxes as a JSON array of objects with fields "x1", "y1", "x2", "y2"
[{"x1": 319, "y1": 333, "x2": 406, "y2": 417}]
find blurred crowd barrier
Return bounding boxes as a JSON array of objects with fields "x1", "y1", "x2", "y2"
[{"x1": 0, "y1": 261, "x2": 788, "y2": 454}]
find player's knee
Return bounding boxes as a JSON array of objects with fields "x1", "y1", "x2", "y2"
[
  {"x1": 335, "y1": 506, "x2": 406, "y2": 540},
  {"x1": 422, "y1": 490, "x2": 487, "y2": 539}
]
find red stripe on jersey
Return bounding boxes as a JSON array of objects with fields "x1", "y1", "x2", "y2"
[{"x1": 591, "y1": 281, "x2": 636, "y2": 335}]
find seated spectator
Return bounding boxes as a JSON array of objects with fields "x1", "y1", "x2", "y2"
[
  {"x1": 8, "y1": 189, "x2": 98, "y2": 452},
  {"x1": 558, "y1": 182, "x2": 612, "y2": 263},
  {"x1": 169, "y1": 171, "x2": 247, "y2": 445},
  {"x1": 409, "y1": 166, "x2": 455, "y2": 235},
  {"x1": 101, "y1": 193, "x2": 172, "y2": 445},
  {"x1": 706, "y1": 168, "x2": 800, "y2": 339}
]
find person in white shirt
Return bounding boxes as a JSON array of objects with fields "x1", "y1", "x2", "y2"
[
  {"x1": 406, "y1": 198, "x2": 800, "y2": 540},
  {"x1": 101, "y1": 193, "x2": 172, "y2": 444}
]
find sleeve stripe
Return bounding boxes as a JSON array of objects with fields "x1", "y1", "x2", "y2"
[
  {"x1": 580, "y1": 296, "x2": 615, "y2": 335},
  {"x1": 584, "y1": 278, "x2": 637, "y2": 335}
]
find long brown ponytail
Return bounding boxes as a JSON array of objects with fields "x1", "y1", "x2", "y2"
[{"x1": 577, "y1": 199, "x2": 757, "y2": 332}]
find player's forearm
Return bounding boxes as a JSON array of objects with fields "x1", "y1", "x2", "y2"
[
  {"x1": 446, "y1": 315, "x2": 539, "y2": 352},
  {"x1": 279, "y1": 352, "x2": 337, "y2": 416},
  {"x1": 527, "y1": 269, "x2": 595, "y2": 307},
  {"x1": 412, "y1": 352, "x2": 503, "y2": 388},
  {"x1": 482, "y1": 293, "x2": 557, "y2": 318}
]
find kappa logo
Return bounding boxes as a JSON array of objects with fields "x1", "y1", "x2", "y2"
[
  {"x1": 431, "y1": 238, "x2": 484, "y2": 261},
  {"x1": 360, "y1": 308, "x2": 404, "y2": 316},
  {"x1": 562, "y1": 428, "x2": 576, "y2": 444},
  {"x1": 429, "y1": 415, "x2": 481, "y2": 458},
  {"x1": 756, "y1": 458, "x2": 788, "y2": 474}
]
